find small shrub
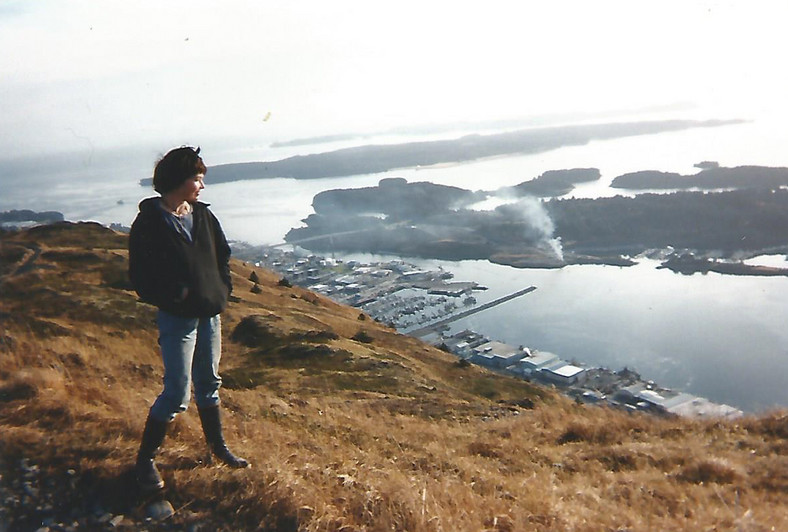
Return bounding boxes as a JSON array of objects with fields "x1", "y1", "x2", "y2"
[
  {"x1": 41, "y1": 250, "x2": 102, "y2": 264},
  {"x1": 0, "y1": 378, "x2": 37, "y2": 401},
  {"x1": 352, "y1": 330, "x2": 374, "y2": 344},
  {"x1": 748, "y1": 455, "x2": 788, "y2": 492},
  {"x1": 595, "y1": 449, "x2": 640, "y2": 472},
  {"x1": 278, "y1": 277, "x2": 292, "y2": 288},
  {"x1": 557, "y1": 422, "x2": 615, "y2": 445},
  {"x1": 557, "y1": 418, "x2": 644, "y2": 445},
  {"x1": 59, "y1": 351, "x2": 88, "y2": 368},
  {"x1": 231, "y1": 315, "x2": 284, "y2": 347},
  {"x1": 278, "y1": 343, "x2": 335, "y2": 359},
  {"x1": 677, "y1": 457, "x2": 741, "y2": 484},
  {"x1": 468, "y1": 440, "x2": 501, "y2": 459},
  {"x1": 506, "y1": 397, "x2": 534, "y2": 409},
  {"x1": 289, "y1": 329, "x2": 339, "y2": 343},
  {"x1": 744, "y1": 412, "x2": 788, "y2": 439},
  {"x1": 0, "y1": 368, "x2": 66, "y2": 402},
  {"x1": 222, "y1": 367, "x2": 272, "y2": 390}
]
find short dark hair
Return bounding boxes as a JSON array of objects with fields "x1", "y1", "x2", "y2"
[{"x1": 152, "y1": 146, "x2": 207, "y2": 194}]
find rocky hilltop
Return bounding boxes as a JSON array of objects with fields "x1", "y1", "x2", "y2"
[{"x1": 1, "y1": 223, "x2": 786, "y2": 531}]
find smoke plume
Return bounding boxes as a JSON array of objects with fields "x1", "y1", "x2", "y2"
[{"x1": 495, "y1": 197, "x2": 564, "y2": 261}]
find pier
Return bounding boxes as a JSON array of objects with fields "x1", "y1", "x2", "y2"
[{"x1": 408, "y1": 286, "x2": 537, "y2": 337}]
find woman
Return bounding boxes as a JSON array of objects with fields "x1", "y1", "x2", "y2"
[{"x1": 129, "y1": 146, "x2": 249, "y2": 491}]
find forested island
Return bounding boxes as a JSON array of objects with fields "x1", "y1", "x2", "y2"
[
  {"x1": 139, "y1": 119, "x2": 740, "y2": 185},
  {"x1": 506, "y1": 168, "x2": 601, "y2": 197},
  {"x1": 612, "y1": 165, "x2": 788, "y2": 190},
  {"x1": 285, "y1": 168, "x2": 788, "y2": 275}
]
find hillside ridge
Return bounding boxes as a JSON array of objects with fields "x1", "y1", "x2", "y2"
[{"x1": 0, "y1": 222, "x2": 785, "y2": 531}]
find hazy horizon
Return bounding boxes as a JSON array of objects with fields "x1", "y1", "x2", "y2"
[{"x1": 2, "y1": 1, "x2": 788, "y2": 170}]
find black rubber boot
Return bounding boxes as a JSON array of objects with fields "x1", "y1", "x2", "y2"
[
  {"x1": 198, "y1": 405, "x2": 250, "y2": 469},
  {"x1": 135, "y1": 413, "x2": 169, "y2": 491}
]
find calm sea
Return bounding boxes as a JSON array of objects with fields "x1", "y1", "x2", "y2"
[{"x1": 347, "y1": 254, "x2": 788, "y2": 414}]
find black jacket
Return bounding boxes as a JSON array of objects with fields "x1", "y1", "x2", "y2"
[{"x1": 129, "y1": 197, "x2": 232, "y2": 318}]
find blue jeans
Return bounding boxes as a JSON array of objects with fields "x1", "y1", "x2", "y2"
[{"x1": 149, "y1": 310, "x2": 223, "y2": 422}]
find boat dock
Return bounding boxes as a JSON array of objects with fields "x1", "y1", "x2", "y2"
[{"x1": 408, "y1": 286, "x2": 537, "y2": 337}]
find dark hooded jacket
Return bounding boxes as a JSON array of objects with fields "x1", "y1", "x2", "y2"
[{"x1": 129, "y1": 197, "x2": 232, "y2": 318}]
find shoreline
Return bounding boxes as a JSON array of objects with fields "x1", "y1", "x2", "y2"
[
  {"x1": 235, "y1": 242, "x2": 746, "y2": 418},
  {"x1": 658, "y1": 253, "x2": 788, "y2": 277}
]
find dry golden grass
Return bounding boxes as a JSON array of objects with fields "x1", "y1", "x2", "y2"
[{"x1": 1, "y1": 222, "x2": 786, "y2": 531}]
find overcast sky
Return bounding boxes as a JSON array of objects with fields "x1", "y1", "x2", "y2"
[{"x1": 2, "y1": 1, "x2": 787, "y2": 162}]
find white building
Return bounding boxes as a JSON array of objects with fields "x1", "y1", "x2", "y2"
[
  {"x1": 667, "y1": 397, "x2": 742, "y2": 419},
  {"x1": 470, "y1": 341, "x2": 528, "y2": 369},
  {"x1": 538, "y1": 364, "x2": 587, "y2": 386},
  {"x1": 517, "y1": 351, "x2": 561, "y2": 377},
  {"x1": 612, "y1": 384, "x2": 740, "y2": 417}
]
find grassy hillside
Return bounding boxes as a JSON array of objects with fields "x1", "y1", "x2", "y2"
[{"x1": 0, "y1": 222, "x2": 785, "y2": 531}]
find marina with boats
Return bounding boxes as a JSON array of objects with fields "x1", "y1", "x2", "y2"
[{"x1": 233, "y1": 242, "x2": 743, "y2": 419}]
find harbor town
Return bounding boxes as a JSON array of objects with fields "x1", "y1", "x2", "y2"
[{"x1": 232, "y1": 242, "x2": 743, "y2": 420}]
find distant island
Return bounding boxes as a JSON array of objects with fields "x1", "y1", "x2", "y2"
[
  {"x1": 0, "y1": 209, "x2": 64, "y2": 229},
  {"x1": 611, "y1": 165, "x2": 788, "y2": 190},
  {"x1": 658, "y1": 253, "x2": 788, "y2": 277},
  {"x1": 285, "y1": 168, "x2": 788, "y2": 275},
  {"x1": 505, "y1": 168, "x2": 601, "y2": 197},
  {"x1": 139, "y1": 119, "x2": 742, "y2": 185}
]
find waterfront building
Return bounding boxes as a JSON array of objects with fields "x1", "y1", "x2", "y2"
[
  {"x1": 441, "y1": 330, "x2": 488, "y2": 357},
  {"x1": 667, "y1": 396, "x2": 743, "y2": 419},
  {"x1": 517, "y1": 351, "x2": 561, "y2": 378},
  {"x1": 537, "y1": 364, "x2": 587, "y2": 386},
  {"x1": 471, "y1": 341, "x2": 528, "y2": 369},
  {"x1": 611, "y1": 383, "x2": 741, "y2": 418}
]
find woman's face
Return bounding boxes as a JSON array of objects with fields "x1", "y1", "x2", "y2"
[{"x1": 172, "y1": 173, "x2": 205, "y2": 204}]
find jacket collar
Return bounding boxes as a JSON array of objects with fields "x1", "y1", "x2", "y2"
[{"x1": 138, "y1": 196, "x2": 210, "y2": 214}]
